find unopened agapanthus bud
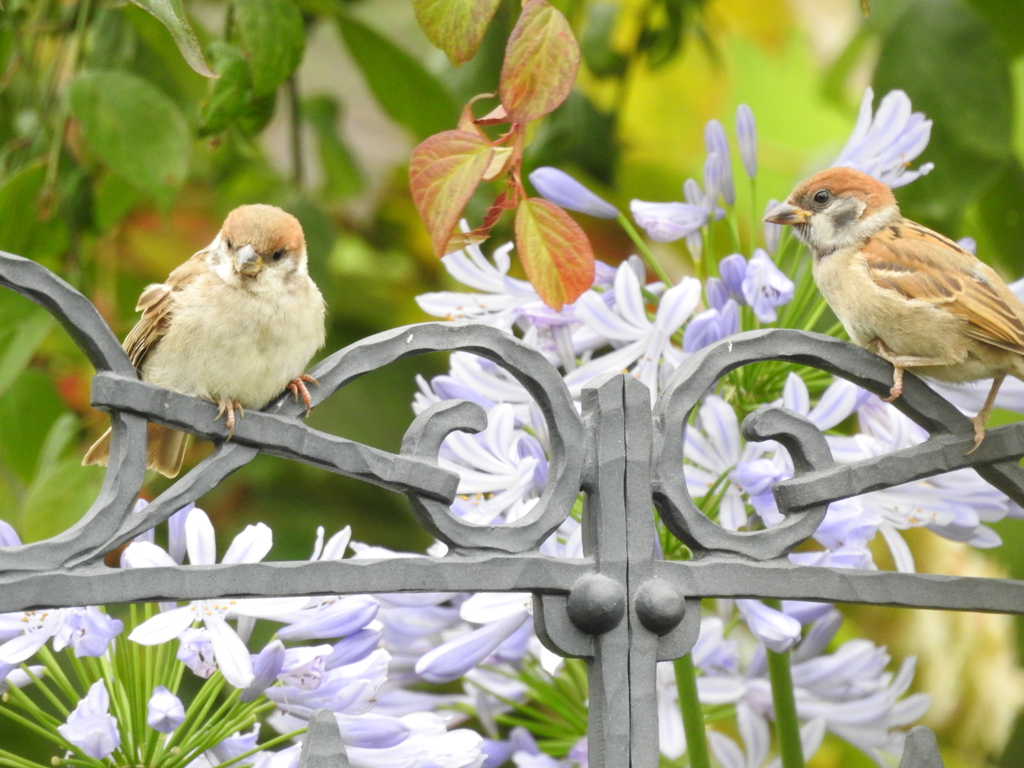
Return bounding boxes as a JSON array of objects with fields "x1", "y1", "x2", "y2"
[
  {"x1": 415, "y1": 612, "x2": 529, "y2": 684},
  {"x1": 703, "y1": 152, "x2": 723, "y2": 212},
  {"x1": 630, "y1": 200, "x2": 708, "y2": 242},
  {"x1": 763, "y1": 199, "x2": 782, "y2": 254},
  {"x1": 528, "y1": 167, "x2": 618, "y2": 219},
  {"x1": 736, "y1": 104, "x2": 757, "y2": 178},
  {"x1": 705, "y1": 120, "x2": 735, "y2": 205},
  {"x1": 147, "y1": 685, "x2": 185, "y2": 733},
  {"x1": 718, "y1": 254, "x2": 748, "y2": 301},
  {"x1": 58, "y1": 680, "x2": 120, "y2": 759},
  {"x1": 241, "y1": 640, "x2": 286, "y2": 703}
]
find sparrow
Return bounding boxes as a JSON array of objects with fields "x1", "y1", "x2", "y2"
[
  {"x1": 764, "y1": 167, "x2": 1024, "y2": 450},
  {"x1": 83, "y1": 204, "x2": 327, "y2": 477}
]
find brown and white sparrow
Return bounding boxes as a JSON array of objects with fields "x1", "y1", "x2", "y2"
[
  {"x1": 83, "y1": 204, "x2": 327, "y2": 477},
  {"x1": 765, "y1": 167, "x2": 1024, "y2": 449}
]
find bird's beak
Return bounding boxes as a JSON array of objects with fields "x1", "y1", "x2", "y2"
[
  {"x1": 763, "y1": 202, "x2": 812, "y2": 226},
  {"x1": 234, "y1": 244, "x2": 263, "y2": 276}
]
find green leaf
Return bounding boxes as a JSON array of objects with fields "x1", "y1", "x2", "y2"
[
  {"x1": 70, "y1": 70, "x2": 191, "y2": 205},
  {"x1": 19, "y1": 458, "x2": 105, "y2": 543},
  {"x1": 500, "y1": 0, "x2": 580, "y2": 123},
  {"x1": 974, "y1": 158, "x2": 1024, "y2": 276},
  {"x1": 304, "y1": 95, "x2": 364, "y2": 198},
  {"x1": 514, "y1": 197, "x2": 594, "y2": 310},
  {"x1": 234, "y1": 0, "x2": 305, "y2": 97},
  {"x1": 199, "y1": 41, "x2": 253, "y2": 136},
  {"x1": 0, "y1": 308, "x2": 54, "y2": 400},
  {"x1": 336, "y1": 13, "x2": 459, "y2": 140},
  {"x1": 412, "y1": 0, "x2": 500, "y2": 67},
  {"x1": 129, "y1": 0, "x2": 216, "y2": 77},
  {"x1": 965, "y1": 0, "x2": 1024, "y2": 56},
  {"x1": 409, "y1": 130, "x2": 492, "y2": 256},
  {"x1": 874, "y1": 0, "x2": 1013, "y2": 227},
  {"x1": 0, "y1": 165, "x2": 70, "y2": 267}
]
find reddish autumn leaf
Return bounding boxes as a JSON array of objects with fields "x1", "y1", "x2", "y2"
[
  {"x1": 515, "y1": 198, "x2": 595, "y2": 310},
  {"x1": 499, "y1": 0, "x2": 580, "y2": 123},
  {"x1": 410, "y1": 130, "x2": 493, "y2": 257},
  {"x1": 476, "y1": 104, "x2": 509, "y2": 125},
  {"x1": 457, "y1": 93, "x2": 494, "y2": 135},
  {"x1": 445, "y1": 191, "x2": 517, "y2": 252},
  {"x1": 412, "y1": 0, "x2": 500, "y2": 67}
]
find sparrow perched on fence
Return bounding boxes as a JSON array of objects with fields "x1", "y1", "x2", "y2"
[
  {"x1": 83, "y1": 204, "x2": 327, "y2": 477},
  {"x1": 765, "y1": 167, "x2": 1024, "y2": 450}
]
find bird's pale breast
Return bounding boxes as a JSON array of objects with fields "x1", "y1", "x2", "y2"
[{"x1": 141, "y1": 272, "x2": 326, "y2": 408}]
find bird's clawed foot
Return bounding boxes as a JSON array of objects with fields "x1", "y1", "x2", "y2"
[
  {"x1": 883, "y1": 366, "x2": 904, "y2": 403},
  {"x1": 287, "y1": 374, "x2": 320, "y2": 416},
  {"x1": 965, "y1": 374, "x2": 1005, "y2": 455},
  {"x1": 215, "y1": 398, "x2": 245, "y2": 439}
]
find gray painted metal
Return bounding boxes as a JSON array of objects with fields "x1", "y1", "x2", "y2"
[{"x1": 4, "y1": 250, "x2": 1003, "y2": 766}]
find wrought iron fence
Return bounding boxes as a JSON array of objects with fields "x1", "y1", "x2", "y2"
[{"x1": 5, "y1": 248, "x2": 1024, "y2": 767}]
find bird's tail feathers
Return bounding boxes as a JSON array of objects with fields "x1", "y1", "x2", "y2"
[{"x1": 82, "y1": 423, "x2": 188, "y2": 478}]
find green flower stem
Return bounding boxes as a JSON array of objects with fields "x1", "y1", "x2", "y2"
[
  {"x1": 0, "y1": 698, "x2": 69, "y2": 748},
  {"x1": 17, "y1": 664, "x2": 69, "y2": 719},
  {"x1": 166, "y1": 672, "x2": 226, "y2": 750},
  {"x1": 749, "y1": 176, "x2": 759, "y2": 253},
  {"x1": 35, "y1": 644, "x2": 78, "y2": 701},
  {"x1": 617, "y1": 212, "x2": 673, "y2": 285},
  {"x1": 101, "y1": 653, "x2": 137, "y2": 753},
  {"x1": 0, "y1": 746, "x2": 48, "y2": 768},
  {"x1": 764, "y1": 601, "x2": 804, "y2": 768},
  {"x1": 216, "y1": 727, "x2": 307, "y2": 768},
  {"x1": 672, "y1": 654, "x2": 710, "y2": 768}
]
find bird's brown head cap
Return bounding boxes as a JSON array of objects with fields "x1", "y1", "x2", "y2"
[{"x1": 221, "y1": 204, "x2": 306, "y2": 256}]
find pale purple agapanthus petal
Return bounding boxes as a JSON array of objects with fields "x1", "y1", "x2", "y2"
[
  {"x1": 630, "y1": 200, "x2": 708, "y2": 242},
  {"x1": 614, "y1": 259, "x2": 649, "y2": 328},
  {"x1": 958, "y1": 236, "x2": 976, "y2": 255},
  {"x1": 707, "y1": 731, "x2": 745, "y2": 768},
  {"x1": 121, "y1": 540, "x2": 177, "y2": 569},
  {"x1": 737, "y1": 704, "x2": 770, "y2": 768},
  {"x1": 276, "y1": 596, "x2": 379, "y2": 641},
  {"x1": 58, "y1": 607, "x2": 123, "y2": 658},
  {"x1": 736, "y1": 104, "x2": 757, "y2": 178},
  {"x1": 718, "y1": 254, "x2": 747, "y2": 301},
  {"x1": 166, "y1": 503, "x2": 193, "y2": 564},
  {"x1": 706, "y1": 278, "x2": 729, "y2": 311},
  {"x1": 222, "y1": 522, "x2": 273, "y2": 564},
  {"x1": 0, "y1": 631, "x2": 52, "y2": 665},
  {"x1": 528, "y1": 167, "x2": 618, "y2": 219},
  {"x1": 177, "y1": 627, "x2": 217, "y2": 678},
  {"x1": 0, "y1": 520, "x2": 20, "y2": 547},
  {"x1": 415, "y1": 612, "x2": 530, "y2": 684},
  {"x1": 147, "y1": 685, "x2": 185, "y2": 733},
  {"x1": 736, "y1": 599, "x2": 801, "y2": 653},
  {"x1": 656, "y1": 276, "x2": 703, "y2": 331},
  {"x1": 683, "y1": 301, "x2": 739, "y2": 353},
  {"x1": 58, "y1": 680, "x2": 120, "y2": 759},
  {"x1": 742, "y1": 249, "x2": 794, "y2": 322},
  {"x1": 129, "y1": 606, "x2": 195, "y2": 646},
  {"x1": 185, "y1": 507, "x2": 216, "y2": 566},
  {"x1": 832, "y1": 88, "x2": 934, "y2": 189},
  {"x1": 205, "y1": 615, "x2": 255, "y2": 688},
  {"x1": 705, "y1": 121, "x2": 735, "y2": 204},
  {"x1": 241, "y1": 639, "x2": 286, "y2": 702},
  {"x1": 325, "y1": 628, "x2": 382, "y2": 670},
  {"x1": 334, "y1": 714, "x2": 412, "y2": 749}
]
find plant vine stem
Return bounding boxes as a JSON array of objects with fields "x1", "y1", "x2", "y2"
[
  {"x1": 673, "y1": 654, "x2": 710, "y2": 768},
  {"x1": 288, "y1": 75, "x2": 304, "y2": 189},
  {"x1": 749, "y1": 176, "x2": 759, "y2": 253},
  {"x1": 617, "y1": 212, "x2": 672, "y2": 285},
  {"x1": 42, "y1": 0, "x2": 92, "y2": 203},
  {"x1": 764, "y1": 600, "x2": 804, "y2": 768}
]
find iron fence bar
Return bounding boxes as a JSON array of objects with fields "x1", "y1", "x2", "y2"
[
  {"x1": 0, "y1": 557, "x2": 594, "y2": 613},
  {"x1": 657, "y1": 560, "x2": 1024, "y2": 614}
]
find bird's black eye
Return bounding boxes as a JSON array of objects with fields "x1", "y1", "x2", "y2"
[
  {"x1": 813, "y1": 189, "x2": 831, "y2": 206},
  {"x1": 225, "y1": 237, "x2": 234, "y2": 250},
  {"x1": 272, "y1": 249, "x2": 285, "y2": 262}
]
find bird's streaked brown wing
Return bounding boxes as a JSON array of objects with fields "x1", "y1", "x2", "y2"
[
  {"x1": 863, "y1": 222, "x2": 1024, "y2": 355},
  {"x1": 123, "y1": 251, "x2": 208, "y2": 370}
]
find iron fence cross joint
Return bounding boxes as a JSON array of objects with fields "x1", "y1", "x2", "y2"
[{"x1": 6, "y1": 250, "x2": 1024, "y2": 766}]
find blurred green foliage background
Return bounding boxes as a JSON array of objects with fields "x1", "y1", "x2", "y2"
[{"x1": 3, "y1": 0, "x2": 1024, "y2": 764}]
